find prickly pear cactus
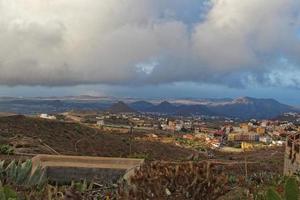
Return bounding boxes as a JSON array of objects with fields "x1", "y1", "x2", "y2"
[{"x1": 285, "y1": 177, "x2": 299, "y2": 200}]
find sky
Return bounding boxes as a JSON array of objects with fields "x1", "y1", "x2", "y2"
[{"x1": 0, "y1": 0, "x2": 300, "y2": 105}]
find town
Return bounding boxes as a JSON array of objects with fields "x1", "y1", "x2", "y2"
[{"x1": 41, "y1": 109, "x2": 297, "y2": 153}]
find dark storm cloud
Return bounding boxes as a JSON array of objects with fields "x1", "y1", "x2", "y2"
[{"x1": 0, "y1": 0, "x2": 300, "y2": 88}]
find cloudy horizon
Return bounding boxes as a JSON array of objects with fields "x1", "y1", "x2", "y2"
[{"x1": 0, "y1": 0, "x2": 300, "y2": 104}]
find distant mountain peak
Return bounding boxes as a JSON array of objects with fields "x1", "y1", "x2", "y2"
[
  {"x1": 108, "y1": 101, "x2": 136, "y2": 113},
  {"x1": 159, "y1": 101, "x2": 172, "y2": 105}
]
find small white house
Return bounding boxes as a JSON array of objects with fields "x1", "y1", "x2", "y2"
[
  {"x1": 40, "y1": 114, "x2": 56, "y2": 120},
  {"x1": 97, "y1": 120, "x2": 105, "y2": 126}
]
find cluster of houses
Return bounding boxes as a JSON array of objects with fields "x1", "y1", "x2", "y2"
[
  {"x1": 92, "y1": 112, "x2": 298, "y2": 147},
  {"x1": 176, "y1": 119, "x2": 296, "y2": 150}
]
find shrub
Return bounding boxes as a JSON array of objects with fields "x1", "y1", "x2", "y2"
[
  {"x1": 0, "y1": 145, "x2": 14, "y2": 155},
  {"x1": 0, "y1": 186, "x2": 18, "y2": 200}
]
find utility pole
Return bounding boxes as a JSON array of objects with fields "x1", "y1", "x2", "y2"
[
  {"x1": 244, "y1": 149, "x2": 248, "y2": 181},
  {"x1": 129, "y1": 124, "x2": 133, "y2": 156}
]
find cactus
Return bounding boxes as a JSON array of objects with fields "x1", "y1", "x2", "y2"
[
  {"x1": 266, "y1": 177, "x2": 299, "y2": 200},
  {"x1": 266, "y1": 188, "x2": 281, "y2": 200},
  {"x1": 285, "y1": 177, "x2": 299, "y2": 200}
]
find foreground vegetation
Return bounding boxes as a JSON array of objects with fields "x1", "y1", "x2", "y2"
[
  {"x1": 0, "y1": 159, "x2": 297, "y2": 200},
  {"x1": 0, "y1": 116, "x2": 290, "y2": 199}
]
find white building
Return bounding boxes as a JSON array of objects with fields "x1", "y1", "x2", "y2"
[
  {"x1": 97, "y1": 120, "x2": 105, "y2": 126},
  {"x1": 40, "y1": 114, "x2": 56, "y2": 120}
]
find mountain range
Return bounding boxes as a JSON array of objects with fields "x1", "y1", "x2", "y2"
[
  {"x1": 0, "y1": 96, "x2": 297, "y2": 119},
  {"x1": 127, "y1": 97, "x2": 297, "y2": 119}
]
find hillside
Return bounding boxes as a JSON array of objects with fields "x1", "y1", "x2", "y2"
[{"x1": 0, "y1": 115, "x2": 193, "y2": 160}]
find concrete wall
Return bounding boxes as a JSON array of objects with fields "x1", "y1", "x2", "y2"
[
  {"x1": 32, "y1": 154, "x2": 144, "y2": 184},
  {"x1": 46, "y1": 167, "x2": 125, "y2": 184}
]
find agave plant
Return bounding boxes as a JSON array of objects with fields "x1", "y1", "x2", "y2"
[
  {"x1": 266, "y1": 177, "x2": 299, "y2": 200},
  {"x1": 2, "y1": 160, "x2": 47, "y2": 188}
]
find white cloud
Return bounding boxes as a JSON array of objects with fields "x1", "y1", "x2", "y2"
[{"x1": 0, "y1": 0, "x2": 299, "y2": 88}]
